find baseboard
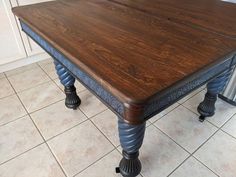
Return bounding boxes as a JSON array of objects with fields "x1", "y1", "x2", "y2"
[{"x1": 0, "y1": 53, "x2": 50, "y2": 73}]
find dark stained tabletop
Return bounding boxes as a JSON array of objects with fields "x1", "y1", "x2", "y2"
[
  {"x1": 111, "y1": 0, "x2": 236, "y2": 38},
  {"x1": 13, "y1": 0, "x2": 236, "y2": 123}
]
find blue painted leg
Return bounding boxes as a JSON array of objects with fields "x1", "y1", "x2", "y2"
[
  {"x1": 54, "y1": 60, "x2": 81, "y2": 110},
  {"x1": 116, "y1": 118, "x2": 146, "y2": 177},
  {"x1": 197, "y1": 68, "x2": 234, "y2": 122}
]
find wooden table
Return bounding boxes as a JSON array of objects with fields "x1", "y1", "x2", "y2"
[{"x1": 12, "y1": 0, "x2": 236, "y2": 176}]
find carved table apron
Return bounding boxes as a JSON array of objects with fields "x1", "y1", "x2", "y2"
[{"x1": 12, "y1": 0, "x2": 236, "y2": 176}]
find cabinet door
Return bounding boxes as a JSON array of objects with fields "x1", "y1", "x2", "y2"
[
  {"x1": 0, "y1": 0, "x2": 26, "y2": 65},
  {"x1": 14, "y1": 0, "x2": 52, "y2": 56}
]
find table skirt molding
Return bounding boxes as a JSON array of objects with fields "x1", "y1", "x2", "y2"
[{"x1": 19, "y1": 20, "x2": 236, "y2": 125}]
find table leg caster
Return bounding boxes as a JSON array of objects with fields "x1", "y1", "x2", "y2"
[
  {"x1": 197, "y1": 68, "x2": 233, "y2": 122},
  {"x1": 116, "y1": 151, "x2": 141, "y2": 177},
  {"x1": 199, "y1": 115, "x2": 205, "y2": 122},
  {"x1": 65, "y1": 85, "x2": 81, "y2": 110},
  {"x1": 197, "y1": 92, "x2": 216, "y2": 122}
]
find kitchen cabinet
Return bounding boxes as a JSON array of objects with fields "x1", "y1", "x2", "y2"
[
  {"x1": 0, "y1": 0, "x2": 26, "y2": 65},
  {"x1": 15, "y1": 0, "x2": 52, "y2": 56}
]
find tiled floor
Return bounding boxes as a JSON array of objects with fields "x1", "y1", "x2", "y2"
[{"x1": 0, "y1": 58, "x2": 236, "y2": 177}]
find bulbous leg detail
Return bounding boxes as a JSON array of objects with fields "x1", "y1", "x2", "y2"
[
  {"x1": 197, "y1": 68, "x2": 233, "y2": 122},
  {"x1": 54, "y1": 60, "x2": 81, "y2": 110},
  {"x1": 116, "y1": 118, "x2": 146, "y2": 177},
  {"x1": 64, "y1": 85, "x2": 81, "y2": 110}
]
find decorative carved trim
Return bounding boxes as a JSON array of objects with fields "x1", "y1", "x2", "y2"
[{"x1": 20, "y1": 21, "x2": 125, "y2": 117}]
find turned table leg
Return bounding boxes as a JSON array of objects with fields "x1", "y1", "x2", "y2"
[
  {"x1": 54, "y1": 60, "x2": 81, "y2": 109},
  {"x1": 116, "y1": 118, "x2": 146, "y2": 177},
  {"x1": 197, "y1": 68, "x2": 234, "y2": 122}
]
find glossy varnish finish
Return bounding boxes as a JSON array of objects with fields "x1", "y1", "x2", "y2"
[{"x1": 12, "y1": 0, "x2": 236, "y2": 123}]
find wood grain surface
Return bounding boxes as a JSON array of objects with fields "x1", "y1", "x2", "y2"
[
  {"x1": 12, "y1": 0, "x2": 236, "y2": 122},
  {"x1": 111, "y1": 0, "x2": 236, "y2": 38}
]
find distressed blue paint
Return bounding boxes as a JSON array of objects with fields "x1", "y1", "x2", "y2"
[
  {"x1": 54, "y1": 60, "x2": 75, "y2": 87},
  {"x1": 143, "y1": 60, "x2": 233, "y2": 119},
  {"x1": 20, "y1": 21, "x2": 124, "y2": 116},
  {"x1": 118, "y1": 118, "x2": 146, "y2": 154},
  {"x1": 207, "y1": 68, "x2": 234, "y2": 95},
  {"x1": 197, "y1": 67, "x2": 234, "y2": 120}
]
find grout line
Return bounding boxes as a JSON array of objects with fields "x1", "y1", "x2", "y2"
[
  {"x1": 28, "y1": 113, "x2": 69, "y2": 177},
  {"x1": 166, "y1": 107, "x2": 236, "y2": 177},
  {"x1": 90, "y1": 119, "x2": 117, "y2": 148},
  {"x1": 180, "y1": 101, "x2": 235, "y2": 129},
  {"x1": 72, "y1": 148, "x2": 116, "y2": 177},
  {"x1": 37, "y1": 62, "x2": 58, "y2": 81},
  {"x1": 28, "y1": 98, "x2": 65, "y2": 115},
  {"x1": 5, "y1": 66, "x2": 52, "y2": 93},
  {"x1": 4, "y1": 64, "x2": 39, "y2": 78},
  {"x1": 0, "y1": 113, "x2": 28, "y2": 128},
  {"x1": 45, "y1": 119, "x2": 90, "y2": 142},
  {"x1": 34, "y1": 104, "x2": 107, "y2": 143},
  {"x1": 4, "y1": 75, "x2": 69, "y2": 177},
  {"x1": 77, "y1": 104, "x2": 116, "y2": 148},
  {"x1": 166, "y1": 155, "x2": 192, "y2": 177},
  {"x1": 0, "y1": 92, "x2": 17, "y2": 100},
  {"x1": 152, "y1": 124, "x2": 191, "y2": 154},
  {"x1": 192, "y1": 156, "x2": 220, "y2": 177},
  {"x1": 0, "y1": 142, "x2": 45, "y2": 166},
  {"x1": 180, "y1": 103, "x2": 221, "y2": 128},
  {"x1": 12, "y1": 80, "x2": 53, "y2": 94},
  {"x1": 44, "y1": 142, "x2": 69, "y2": 177},
  {"x1": 82, "y1": 107, "x2": 109, "y2": 120},
  {"x1": 149, "y1": 103, "x2": 182, "y2": 124}
]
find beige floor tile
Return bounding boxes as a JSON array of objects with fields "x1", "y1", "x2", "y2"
[
  {"x1": 178, "y1": 86, "x2": 205, "y2": 104},
  {"x1": 40, "y1": 62, "x2": 58, "y2": 79},
  {"x1": 222, "y1": 114, "x2": 236, "y2": 138},
  {"x1": 75, "y1": 150, "x2": 121, "y2": 177},
  {"x1": 37, "y1": 58, "x2": 54, "y2": 67},
  {"x1": 155, "y1": 105, "x2": 217, "y2": 153},
  {"x1": 8, "y1": 67, "x2": 51, "y2": 92},
  {"x1": 169, "y1": 157, "x2": 217, "y2": 177},
  {"x1": 0, "y1": 116, "x2": 43, "y2": 164},
  {"x1": 194, "y1": 130, "x2": 236, "y2": 177},
  {"x1": 183, "y1": 90, "x2": 236, "y2": 127},
  {"x1": 79, "y1": 90, "x2": 107, "y2": 118},
  {"x1": 31, "y1": 100, "x2": 87, "y2": 140},
  {"x1": 146, "y1": 120, "x2": 151, "y2": 127},
  {"x1": 91, "y1": 109, "x2": 119, "y2": 146},
  {"x1": 18, "y1": 81, "x2": 64, "y2": 113},
  {"x1": 0, "y1": 95, "x2": 27, "y2": 126},
  {"x1": 149, "y1": 103, "x2": 180, "y2": 123},
  {"x1": 5, "y1": 63, "x2": 39, "y2": 77},
  {"x1": 0, "y1": 73, "x2": 5, "y2": 79},
  {"x1": 0, "y1": 144, "x2": 65, "y2": 177},
  {"x1": 182, "y1": 90, "x2": 206, "y2": 114},
  {"x1": 140, "y1": 125, "x2": 189, "y2": 177},
  {"x1": 54, "y1": 79, "x2": 86, "y2": 93},
  {"x1": 0, "y1": 77, "x2": 14, "y2": 98},
  {"x1": 75, "y1": 150, "x2": 142, "y2": 177},
  {"x1": 208, "y1": 99, "x2": 236, "y2": 127},
  {"x1": 48, "y1": 121, "x2": 114, "y2": 177}
]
